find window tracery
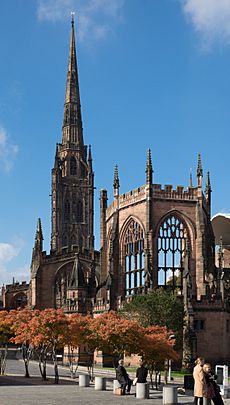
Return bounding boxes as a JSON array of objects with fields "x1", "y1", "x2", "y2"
[
  {"x1": 64, "y1": 199, "x2": 70, "y2": 221},
  {"x1": 76, "y1": 200, "x2": 83, "y2": 223},
  {"x1": 157, "y1": 214, "x2": 189, "y2": 292},
  {"x1": 123, "y1": 220, "x2": 145, "y2": 296},
  {"x1": 70, "y1": 157, "x2": 77, "y2": 175}
]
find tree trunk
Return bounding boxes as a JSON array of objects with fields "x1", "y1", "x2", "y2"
[{"x1": 52, "y1": 349, "x2": 59, "y2": 384}]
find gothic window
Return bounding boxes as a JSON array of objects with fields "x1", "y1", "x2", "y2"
[
  {"x1": 70, "y1": 157, "x2": 77, "y2": 175},
  {"x1": 72, "y1": 193, "x2": 77, "y2": 221},
  {"x1": 123, "y1": 219, "x2": 145, "y2": 296},
  {"x1": 194, "y1": 320, "x2": 205, "y2": 331},
  {"x1": 81, "y1": 162, "x2": 86, "y2": 178},
  {"x1": 11, "y1": 293, "x2": 27, "y2": 309},
  {"x1": 157, "y1": 214, "x2": 189, "y2": 292},
  {"x1": 71, "y1": 234, "x2": 76, "y2": 245},
  {"x1": 62, "y1": 234, "x2": 68, "y2": 246},
  {"x1": 76, "y1": 200, "x2": 83, "y2": 223},
  {"x1": 64, "y1": 199, "x2": 70, "y2": 221},
  {"x1": 55, "y1": 269, "x2": 69, "y2": 309}
]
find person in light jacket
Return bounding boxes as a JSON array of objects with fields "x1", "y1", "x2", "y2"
[{"x1": 193, "y1": 357, "x2": 206, "y2": 405}]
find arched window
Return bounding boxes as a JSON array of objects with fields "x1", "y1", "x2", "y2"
[
  {"x1": 70, "y1": 157, "x2": 77, "y2": 175},
  {"x1": 12, "y1": 293, "x2": 27, "y2": 309},
  {"x1": 123, "y1": 219, "x2": 145, "y2": 296},
  {"x1": 76, "y1": 200, "x2": 83, "y2": 223},
  {"x1": 64, "y1": 199, "x2": 70, "y2": 221},
  {"x1": 62, "y1": 234, "x2": 68, "y2": 246},
  {"x1": 72, "y1": 193, "x2": 77, "y2": 221},
  {"x1": 71, "y1": 234, "x2": 76, "y2": 245},
  {"x1": 81, "y1": 162, "x2": 86, "y2": 178},
  {"x1": 157, "y1": 214, "x2": 189, "y2": 292}
]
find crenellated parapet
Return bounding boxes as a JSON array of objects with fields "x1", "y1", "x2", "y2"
[
  {"x1": 153, "y1": 184, "x2": 198, "y2": 200},
  {"x1": 5, "y1": 281, "x2": 29, "y2": 292}
]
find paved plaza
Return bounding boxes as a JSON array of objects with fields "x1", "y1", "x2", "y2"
[{"x1": 0, "y1": 360, "x2": 226, "y2": 405}]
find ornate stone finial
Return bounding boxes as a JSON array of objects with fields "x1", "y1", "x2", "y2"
[
  {"x1": 146, "y1": 148, "x2": 153, "y2": 184},
  {"x1": 113, "y1": 164, "x2": 120, "y2": 190},
  {"x1": 205, "y1": 171, "x2": 211, "y2": 193},
  {"x1": 88, "y1": 145, "x2": 92, "y2": 172},
  {"x1": 189, "y1": 168, "x2": 193, "y2": 187},
  {"x1": 37, "y1": 218, "x2": 43, "y2": 237},
  {"x1": 196, "y1": 153, "x2": 203, "y2": 178},
  {"x1": 88, "y1": 144, "x2": 92, "y2": 161}
]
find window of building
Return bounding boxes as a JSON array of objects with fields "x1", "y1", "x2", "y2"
[
  {"x1": 124, "y1": 219, "x2": 145, "y2": 296},
  {"x1": 62, "y1": 234, "x2": 68, "y2": 246},
  {"x1": 81, "y1": 162, "x2": 86, "y2": 178},
  {"x1": 64, "y1": 199, "x2": 70, "y2": 221},
  {"x1": 157, "y1": 214, "x2": 189, "y2": 292},
  {"x1": 76, "y1": 200, "x2": 83, "y2": 222},
  {"x1": 194, "y1": 319, "x2": 205, "y2": 331},
  {"x1": 70, "y1": 157, "x2": 77, "y2": 175}
]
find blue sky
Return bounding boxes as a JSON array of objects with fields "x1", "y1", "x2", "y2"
[{"x1": 1, "y1": 0, "x2": 230, "y2": 285}]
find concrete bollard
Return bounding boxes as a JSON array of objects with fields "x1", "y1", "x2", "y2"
[
  {"x1": 136, "y1": 382, "x2": 149, "y2": 399},
  {"x1": 95, "y1": 376, "x2": 106, "y2": 391},
  {"x1": 113, "y1": 379, "x2": 121, "y2": 394},
  {"x1": 79, "y1": 374, "x2": 90, "y2": 387},
  {"x1": 163, "y1": 386, "x2": 178, "y2": 404}
]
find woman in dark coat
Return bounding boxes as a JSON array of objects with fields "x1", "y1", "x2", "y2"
[
  {"x1": 136, "y1": 361, "x2": 148, "y2": 383},
  {"x1": 203, "y1": 363, "x2": 224, "y2": 405}
]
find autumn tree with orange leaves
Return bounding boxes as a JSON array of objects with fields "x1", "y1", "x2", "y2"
[
  {"x1": 139, "y1": 325, "x2": 178, "y2": 388},
  {"x1": 67, "y1": 313, "x2": 92, "y2": 378},
  {"x1": 10, "y1": 308, "x2": 34, "y2": 378},
  {"x1": 0, "y1": 311, "x2": 14, "y2": 375},
  {"x1": 27, "y1": 308, "x2": 68, "y2": 383}
]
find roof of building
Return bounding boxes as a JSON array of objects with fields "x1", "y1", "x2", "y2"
[{"x1": 211, "y1": 213, "x2": 230, "y2": 245}]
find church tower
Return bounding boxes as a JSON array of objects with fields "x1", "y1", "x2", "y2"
[{"x1": 51, "y1": 16, "x2": 94, "y2": 253}]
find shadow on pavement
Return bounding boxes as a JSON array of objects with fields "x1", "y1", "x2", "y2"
[{"x1": 0, "y1": 375, "x2": 78, "y2": 386}]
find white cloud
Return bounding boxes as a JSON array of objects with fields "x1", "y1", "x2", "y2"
[
  {"x1": 182, "y1": 0, "x2": 230, "y2": 48},
  {"x1": 0, "y1": 127, "x2": 19, "y2": 173},
  {"x1": 0, "y1": 240, "x2": 29, "y2": 286},
  {"x1": 36, "y1": 0, "x2": 125, "y2": 43}
]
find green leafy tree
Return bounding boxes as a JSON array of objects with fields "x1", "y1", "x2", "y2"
[{"x1": 119, "y1": 288, "x2": 185, "y2": 348}]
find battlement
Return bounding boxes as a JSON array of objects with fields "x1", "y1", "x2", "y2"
[
  {"x1": 153, "y1": 184, "x2": 198, "y2": 200},
  {"x1": 5, "y1": 281, "x2": 29, "y2": 292},
  {"x1": 119, "y1": 185, "x2": 146, "y2": 203},
  {"x1": 43, "y1": 245, "x2": 100, "y2": 264},
  {"x1": 106, "y1": 183, "x2": 199, "y2": 220}
]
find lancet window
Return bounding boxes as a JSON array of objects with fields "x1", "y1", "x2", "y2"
[
  {"x1": 64, "y1": 199, "x2": 70, "y2": 221},
  {"x1": 76, "y1": 200, "x2": 83, "y2": 223},
  {"x1": 123, "y1": 219, "x2": 145, "y2": 296},
  {"x1": 157, "y1": 214, "x2": 189, "y2": 292},
  {"x1": 70, "y1": 157, "x2": 77, "y2": 175}
]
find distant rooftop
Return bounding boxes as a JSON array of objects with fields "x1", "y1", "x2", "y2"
[{"x1": 211, "y1": 213, "x2": 230, "y2": 245}]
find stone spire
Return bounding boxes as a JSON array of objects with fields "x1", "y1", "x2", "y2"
[
  {"x1": 62, "y1": 15, "x2": 84, "y2": 150},
  {"x1": 146, "y1": 148, "x2": 153, "y2": 184},
  {"x1": 113, "y1": 164, "x2": 120, "y2": 198},
  {"x1": 35, "y1": 218, "x2": 43, "y2": 252},
  {"x1": 196, "y1": 153, "x2": 203, "y2": 188}
]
